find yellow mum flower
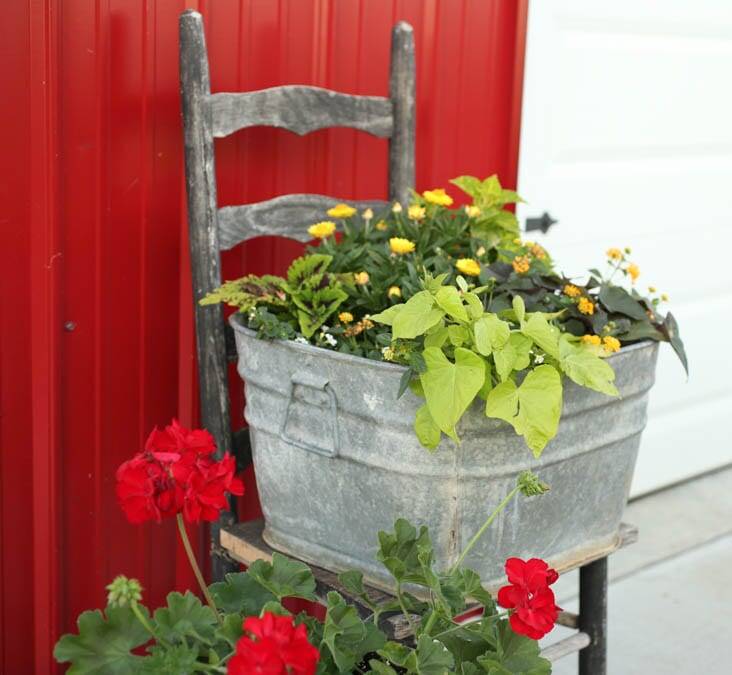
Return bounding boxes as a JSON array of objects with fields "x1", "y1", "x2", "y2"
[
  {"x1": 563, "y1": 284, "x2": 581, "y2": 298},
  {"x1": 408, "y1": 205, "x2": 426, "y2": 221},
  {"x1": 354, "y1": 271, "x2": 370, "y2": 285},
  {"x1": 423, "y1": 188, "x2": 453, "y2": 206},
  {"x1": 627, "y1": 263, "x2": 640, "y2": 282},
  {"x1": 388, "y1": 286, "x2": 402, "y2": 298},
  {"x1": 661, "y1": 293, "x2": 669, "y2": 302},
  {"x1": 327, "y1": 203, "x2": 356, "y2": 218},
  {"x1": 464, "y1": 205, "x2": 482, "y2": 218},
  {"x1": 581, "y1": 334, "x2": 602, "y2": 346},
  {"x1": 392, "y1": 202, "x2": 403, "y2": 213},
  {"x1": 308, "y1": 220, "x2": 336, "y2": 239},
  {"x1": 456, "y1": 258, "x2": 481, "y2": 277},
  {"x1": 603, "y1": 336, "x2": 621, "y2": 353},
  {"x1": 375, "y1": 220, "x2": 388, "y2": 231},
  {"x1": 578, "y1": 297, "x2": 595, "y2": 315},
  {"x1": 648, "y1": 286, "x2": 657, "y2": 293},
  {"x1": 512, "y1": 256, "x2": 531, "y2": 274},
  {"x1": 390, "y1": 237, "x2": 416, "y2": 255},
  {"x1": 606, "y1": 248, "x2": 623, "y2": 260},
  {"x1": 530, "y1": 244, "x2": 547, "y2": 260},
  {"x1": 362, "y1": 208, "x2": 374, "y2": 220},
  {"x1": 513, "y1": 238, "x2": 523, "y2": 245},
  {"x1": 338, "y1": 312, "x2": 354, "y2": 324}
]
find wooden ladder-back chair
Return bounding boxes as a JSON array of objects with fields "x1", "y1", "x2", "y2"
[{"x1": 179, "y1": 10, "x2": 416, "y2": 578}]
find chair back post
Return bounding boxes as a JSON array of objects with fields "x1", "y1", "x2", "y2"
[{"x1": 389, "y1": 22, "x2": 416, "y2": 205}]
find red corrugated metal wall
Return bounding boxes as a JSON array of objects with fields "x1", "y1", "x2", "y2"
[{"x1": 0, "y1": 1, "x2": 527, "y2": 671}]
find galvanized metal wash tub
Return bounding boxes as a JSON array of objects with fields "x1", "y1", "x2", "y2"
[{"x1": 231, "y1": 315, "x2": 658, "y2": 587}]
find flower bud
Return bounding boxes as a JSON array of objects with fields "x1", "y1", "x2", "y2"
[
  {"x1": 106, "y1": 575, "x2": 143, "y2": 607},
  {"x1": 517, "y1": 470, "x2": 550, "y2": 497}
]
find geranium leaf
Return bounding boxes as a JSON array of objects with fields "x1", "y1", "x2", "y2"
[
  {"x1": 209, "y1": 571, "x2": 277, "y2": 615},
  {"x1": 420, "y1": 347, "x2": 486, "y2": 441},
  {"x1": 140, "y1": 644, "x2": 200, "y2": 674},
  {"x1": 415, "y1": 634, "x2": 455, "y2": 674},
  {"x1": 415, "y1": 404, "x2": 442, "y2": 451},
  {"x1": 435, "y1": 286, "x2": 469, "y2": 322},
  {"x1": 376, "y1": 519, "x2": 432, "y2": 585},
  {"x1": 215, "y1": 612, "x2": 244, "y2": 649},
  {"x1": 323, "y1": 592, "x2": 386, "y2": 673},
  {"x1": 247, "y1": 552, "x2": 317, "y2": 601},
  {"x1": 53, "y1": 606, "x2": 151, "y2": 674},
  {"x1": 477, "y1": 620, "x2": 551, "y2": 674},
  {"x1": 559, "y1": 337, "x2": 618, "y2": 397},
  {"x1": 153, "y1": 591, "x2": 217, "y2": 645}
]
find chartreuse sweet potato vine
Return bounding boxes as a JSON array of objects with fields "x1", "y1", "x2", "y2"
[{"x1": 372, "y1": 274, "x2": 617, "y2": 456}]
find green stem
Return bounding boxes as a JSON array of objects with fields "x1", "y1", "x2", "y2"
[
  {"x1": 395, "y1": 582, "x2": 418, "y2": 636},
  {"x1": 131, "y1": 600, "x2": 173, "y2": 649},
  {"x1": 176, "y1": 514, "x2": 223, "y2": 625},
  {"x1": 450, "y1": 486, "x2": 521, "y2": 574}
]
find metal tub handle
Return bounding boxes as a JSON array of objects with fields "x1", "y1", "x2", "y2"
[{"x1": 278, "y1": 371, "x2": 340, "y2": 458}]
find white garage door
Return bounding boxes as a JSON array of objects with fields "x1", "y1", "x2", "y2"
[{"x1": 516, "y1": 0, "x2": 732, "y2": 495}]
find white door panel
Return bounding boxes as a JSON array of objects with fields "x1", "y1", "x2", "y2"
[{"x1": 517, "y1": 0, "x2": 732, "y2": 494}]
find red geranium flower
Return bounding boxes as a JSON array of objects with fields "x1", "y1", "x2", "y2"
[
  {"x1": 116, "y1": 419, "x2": 243, "y2": 525},
  {"x1": 497, "y1": 557, "x2": 561, "y2": 640},
  {"x1": 227, "y1": 612, "x2": 320, "y2": 675}
]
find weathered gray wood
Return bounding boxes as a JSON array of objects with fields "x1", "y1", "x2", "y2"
[
  {"x1": 541, "y1": 632, "x2": 592, "y2": 662},
  {"x1": 218, "y1": 195, "x2": 388, "y2": 249},
  {"x1": 388, "y1": 22, "x2": 416, "y2": 206},
  {"x1": 180, "y1": 10, "x2": 236, "y2": 580},
  {"x1": 210, "y1": 87, "x2": 393, "y2": 138}
]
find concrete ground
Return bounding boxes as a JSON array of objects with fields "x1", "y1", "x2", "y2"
[{"x1": 542, "y1": 465, "x2": 732, "y2": 674}]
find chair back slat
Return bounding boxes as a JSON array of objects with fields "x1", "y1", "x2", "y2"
[
  {"x1": 218, "y1": 195, "x2": 388, "y2": 250},
  {"x1": 210, "y1": 87, "x2": 394, "y2": 139}
]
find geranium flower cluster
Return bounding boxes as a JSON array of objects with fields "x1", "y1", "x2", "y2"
[
  {"x1": 497, "y1": 557, "x2": 561, "y2": 639},
  {"x1": 228, "y1": 612, "x2": 320, "y2": 675},
  {"x1": 115, "y1": 419, "x2": 244, "y2": 524}
]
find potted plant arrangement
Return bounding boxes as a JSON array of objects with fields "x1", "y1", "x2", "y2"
[
  {"x1": 55, "y1": 420, "x2": 562, "y2": 674},
  {"x1": 203, "y1": 175, "x2": 686, "y2": 586}
]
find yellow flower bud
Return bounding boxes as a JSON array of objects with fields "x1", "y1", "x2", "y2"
[
  {"x1": 387, "y1": 286, "x2": 402, "y2": 298},
  {"x1": 362, "y1": 208, "x2": 374, "y2": 220},
  {"x1": 338, "y1": 312, "x2": 354, "y2": 324},
  {"x1": 391, "y1": 202, "x2": 402, "y2": 213},
  {"x1": 375, "y1": 220, "x2": 388, "y2": 231},
  {"x1": 354, "y1": 271, "x2": 370, "y2": 285},
  {"x1": 464, "y1": 205, "x2": 482, "y2": 218},
  {"x1": 407, "y1": 205, "x2": 426, "y2": 221}
]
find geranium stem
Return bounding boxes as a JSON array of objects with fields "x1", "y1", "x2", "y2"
[
  {"x1": 450, "y1": 486, "x2": 521, "y2": 574},
  {"x1": 176, "y1": 514, "x2": 223, "y2": 624}
]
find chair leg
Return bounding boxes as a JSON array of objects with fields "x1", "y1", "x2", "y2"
[
  {"x1": 210, "y1": 510, "x2": 240, "y2": 581},
  {"x1": 578, "y1": 556, "x2": 608, "y2": 675}
]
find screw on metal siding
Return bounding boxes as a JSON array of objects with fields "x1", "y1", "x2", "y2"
[{"x1": 64, "y1": 321, "x2": 76, "y2": 331}]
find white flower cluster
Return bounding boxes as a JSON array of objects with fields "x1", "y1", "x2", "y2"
[{"x1": 320, "y1": 326, "x2": 337, "y2": 347}]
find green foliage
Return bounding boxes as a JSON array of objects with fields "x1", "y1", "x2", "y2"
[
  {"x1": 247, "y1": 551, "x2": 318, "y2": 601},
  {"x1": 199, "y1": 254, "x2": 348, "y2": 341},
  {"x1": 374, "y1": 275, "x2": 616, "y2": 454},
  {"x1": 53, "y1": 606, "x2": 151, "y2": 674},
  {"x1": 57, "y1": 479, "x2": 555, "y2": 675}
]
